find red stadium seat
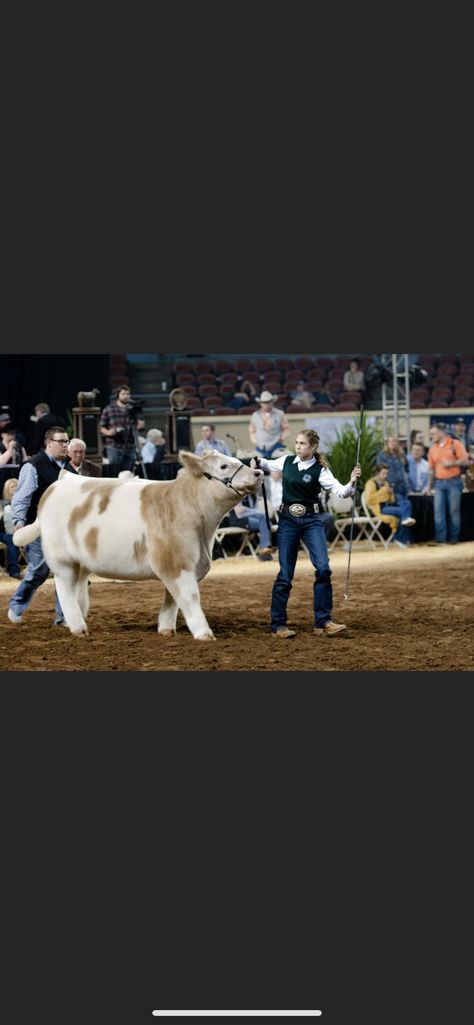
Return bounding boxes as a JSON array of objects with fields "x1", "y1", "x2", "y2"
[
  {"x1": 313, "y1": 358, "x2": 334, "y2": 371},
  {"x1": 294, "y1": 357, "x2": 314, "y2": 372},
  {"x1": 214, "y1": 406, "x2": 236, "y2": 415},
  {"x1": 214, "y1": 360, "x2": 235, "y2": 374},
  {"x1": 175, "y1": 373, "x2": 196, "y2": 386},
  {"x1": 275, "y1": 358, "x2": 294, "y2": 372},
  {"x1": 195, "y1": 360, "x2": 215, "y2": 374},
  {"x1": 255, "y1": 359, "x2": 274, "y2": 372},
  {"x1": 199, "y1": 385, "x2": 220, "y2": 398},
  {"x1": 234, "y1": 359, "x2": 254, "y2": 373},
  {"x1": 196, "y1": 373, "x2": 217, "y2": 386},
  {"x1": 431, "y1": 388, "x2": 453, "y2": 401},
  {"x1": 219, "y1": 373, "x2": 238, "y2": 386},
  {"x1": 450, "y1": 399, "x2": 472, "y2": 407},
  {"x1": 202, "y1": 396, "x2": 220, "y2": 410},
  {"x1": 190, "y1": 408, "x2": 209, "y2": 416},
  {"x1": 185, "y1": 397, "x2": 201, "y2": 409},
  {"x1": 182, "y1": 385, "x2": 198, "y2": 396},
  {"x1": 237, "y1": 405, "x2": 258, "y2": 414}
]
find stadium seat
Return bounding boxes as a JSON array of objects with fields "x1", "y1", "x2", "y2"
[
  {"x1": 175, "y1": 373, "x2": 195, "y2": 386},
  {"x1": 235, "y1": 359, "x2": 254, "y2": 373},
  {"x1": 199, "y1": 385, "x2": 220, "y2": 398},
  {"x1": 294, "y1": 357, "x2": 314, "y2": 372}
]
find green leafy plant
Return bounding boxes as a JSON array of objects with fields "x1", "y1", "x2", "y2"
[{"x1": 324, "y1": 413, "x2": 385, "y2": 490}]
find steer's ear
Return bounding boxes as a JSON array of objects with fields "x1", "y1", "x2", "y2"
[{"x1": 178, "y1": 450, "x2": 204, "y2": 477}]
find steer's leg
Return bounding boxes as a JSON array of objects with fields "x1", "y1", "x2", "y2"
[
  {"x1": 158, "y1": 587, "x2": 178, "y2": 637},
  {"x1": 54, "y1": 563, "x2": 88, "y2": 636},
  {"x1": 160, "y1": 570, "x2": 215, "y2": 641},
  {"x1": 77, "y1": 568, "x2": 91, "y2": 621}
]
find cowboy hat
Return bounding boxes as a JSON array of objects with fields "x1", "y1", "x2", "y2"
[{"x1": 256, "y1": 390, "x2": 278, "y2": 403}]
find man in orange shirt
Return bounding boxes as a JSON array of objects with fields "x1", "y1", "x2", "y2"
[{"x1": 428, "y1": 422, "x2": 468, "y2": 544}]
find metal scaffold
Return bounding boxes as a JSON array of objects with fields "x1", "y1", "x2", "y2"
[{"x1": 379, "y1": 354, "x2": 411, "y2": 442}]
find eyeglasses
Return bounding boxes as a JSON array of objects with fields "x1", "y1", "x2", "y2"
[{"x1": 53, "y1": 439, "x2": 69, "y2": 445}]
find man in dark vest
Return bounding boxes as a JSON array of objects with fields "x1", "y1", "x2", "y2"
[{"x1": 7, "y1": 427, "x2": 76, "y2": 626}]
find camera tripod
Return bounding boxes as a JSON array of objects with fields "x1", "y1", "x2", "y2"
[{"x1": 129, "y1": 420, "x2": 148, "y2": 479}]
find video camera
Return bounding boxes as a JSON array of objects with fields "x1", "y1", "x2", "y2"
[{"x1": 125, "y1": 398, "x2": 145, "y2": 421}]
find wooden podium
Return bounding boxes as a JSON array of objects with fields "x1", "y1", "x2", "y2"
[{"x1": 72, "y1": 406, "x2": 103, "y2": 458}]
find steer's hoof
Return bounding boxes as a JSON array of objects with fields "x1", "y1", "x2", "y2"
[
  {"x1": 158, "y1": 629, "x2": 175, "y2": 638},
  {"x1": 195, "y1": 633, "x2": 216, "y2": 642}
]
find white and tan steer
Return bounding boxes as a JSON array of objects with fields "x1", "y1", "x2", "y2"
[{"x1": 13, "y1": 451, "x2": 263, "y2": 640}]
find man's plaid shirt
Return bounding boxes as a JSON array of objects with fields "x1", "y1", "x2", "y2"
[{"x1": 100, "y1": 401, "x2": 135, "y2": 450}]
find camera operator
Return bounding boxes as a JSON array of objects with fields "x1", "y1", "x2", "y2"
[{"x1": 100, "y1": 386, "x2": 145, "y2": 476}]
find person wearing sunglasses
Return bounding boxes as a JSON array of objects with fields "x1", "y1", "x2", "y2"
[{"x1": 7, "y1": 428, "x2": 76, "y2": 627}]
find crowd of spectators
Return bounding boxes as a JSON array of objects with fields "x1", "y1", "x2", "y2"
[{"x1": 170, "y1": 353, "x2": 474, "y2": 416}]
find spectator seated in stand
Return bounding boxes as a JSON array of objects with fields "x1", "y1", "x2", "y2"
[
  {"x1": 343, "y1": 359, "x2": 365, "y2": 397},
  {"x1": 289, "y1": 382, "x2": 316, "y2": 410},
  {"x1": 0, "y1": 478, "x2": 22, "y2": 578},
  {"x1": 227, "y1": 380, "x2": 258, "y2": 411},
  {"x1": 312, "y1": 386, "x2": 337, "y2": 407},
  {"x1": 228, "y1": 492, "x2": 275, "y2": 561},
  {"x1": 364, "y1": 463, "x2": 416, "y2": 548}
]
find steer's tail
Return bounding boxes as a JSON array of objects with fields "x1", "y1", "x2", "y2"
[{"x1": 13, "y1": 520, "x2": 41, "y2": 546}]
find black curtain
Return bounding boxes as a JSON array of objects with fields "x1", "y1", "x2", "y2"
[{"x1": 0, "y1": 355, "x2": 111, "y2": 448}]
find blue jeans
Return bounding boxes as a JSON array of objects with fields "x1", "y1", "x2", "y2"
[
  {"x1": 256, "y1": 442, "x2": 285, "y2": 458},
  {"x1": 9, "y1": 537, "x2": 63, "y2": 619},
  {"x1": 105, "y1": 446, "x2": 136, "y2": 475},
  {"x1": 246, "y1": 513, "x2": 272, "y2": 550},
  {"x1": 271, "y1": 512, "x2": 332, "y2": 631},
  {"x1": 434, "y1": 478, "x2": 463, "y2": 543},
  {"x1": 381, "y1": 495, "x2": 414, "y2": 544},
  {"x1": 0, "y1": 530, "x2": 20, "y2": 576}
]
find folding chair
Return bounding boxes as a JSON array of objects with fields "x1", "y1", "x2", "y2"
[
  {"x1": 327, "y1": 493, "x2": 394, "y2": 549},
  {"x1": 214, "y1": 521, "x2": 253, "y2": 558}
]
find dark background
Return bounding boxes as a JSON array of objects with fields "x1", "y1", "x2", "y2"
[{"x1": 0, "y1": 354, "x2": 111, "y2": 446}]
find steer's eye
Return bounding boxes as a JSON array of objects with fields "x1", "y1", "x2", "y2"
[{"x1": 220, "y1": 464, "x2": 228, "y2": 471}]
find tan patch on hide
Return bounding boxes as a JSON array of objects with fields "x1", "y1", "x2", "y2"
[
  {"x1": 140, "y1": 484, "x2": 195, "y2": 578},
  {"x1": 68, "y1": 493, "x2": 96, "y2": 542},
  {"x1": 79, "y1": 479, "x2": 112, "y2": 514},
  {"x1": 85, "y1": 527, "x2": 98, "y2": 557},
  {"x1": 133, "y1": 535, "x2": 147, "y2": 563}
]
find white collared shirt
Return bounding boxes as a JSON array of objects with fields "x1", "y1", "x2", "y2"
[{"x1": 259, "y1": 454, "x2": 355, "y2": 499}]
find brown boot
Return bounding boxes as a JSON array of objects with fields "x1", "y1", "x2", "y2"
[
  {"x1": 274, "y1": 627, "x2": 297, "y2": 639},
  {"x1": 314, "y1": 621, "x2": 347, "y2": 636}
]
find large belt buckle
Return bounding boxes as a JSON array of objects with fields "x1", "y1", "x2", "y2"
[{"x1": 289, "y1": 503, "x2": 306, "y2": 517}]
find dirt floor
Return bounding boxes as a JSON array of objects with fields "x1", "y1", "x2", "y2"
[{"x1": 0, "y1": 543, "x2": 473, "y2": 672}]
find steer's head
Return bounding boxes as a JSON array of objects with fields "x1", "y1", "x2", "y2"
[{"x1": 179, "y1": 450, "x2": 264, "y2": 496}]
